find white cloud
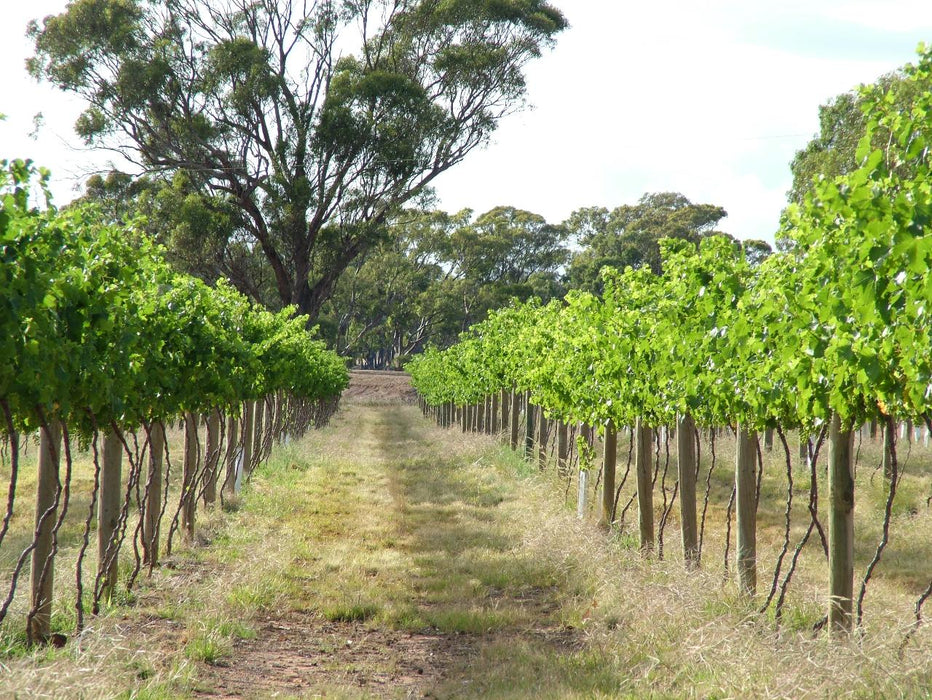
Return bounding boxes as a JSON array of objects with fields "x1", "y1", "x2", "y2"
[{"x1": 432, "y1": 1, "x2": 932, "y2": 243}]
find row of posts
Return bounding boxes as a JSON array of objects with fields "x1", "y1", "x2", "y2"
[
  {"x1": 421, "y1": 392, "x2": 862, "y2": 637},
  {"x1": 27, "y1": 395, "x2": 294, "y2": 644}
]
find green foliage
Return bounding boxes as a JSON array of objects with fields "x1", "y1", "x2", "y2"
[
  {"x1": 28, "y1": 0, "x2": 567, "y2": 320},
  {"x1": 409, "y1": 46, "x2": 932, "y2": 434},
  {"x1": 564, "y1": 192, "x2": 737, "y2": 292},
  {"x1": 0, "y1": 160, "x2": 347, "y2": 433},
  {"x1": 321, "y1": 206, "x2": 568, "y2": 366}
]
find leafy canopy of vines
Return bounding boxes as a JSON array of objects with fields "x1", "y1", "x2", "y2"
[
  {"x1": 1, "y1": 160, "x2": 347, "y2": 433},
  {"x1": 408, "y1": 46, "x2": 932, "y2": 433}
]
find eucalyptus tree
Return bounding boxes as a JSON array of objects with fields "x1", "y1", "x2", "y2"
[{"x1": 28, "y1": 0, "x2": 567, "y2": 319}]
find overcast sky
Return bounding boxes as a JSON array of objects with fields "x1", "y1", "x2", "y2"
[{"x1": 3, "y1": 1, "x2": 932, "y2": 243}]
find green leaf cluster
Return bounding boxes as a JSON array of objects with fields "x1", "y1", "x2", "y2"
[
  {"x1": 0, "y1": 160, "x2": 347, "y2": 433},
  {"x1": 409, "y1": 47, "x2": 932, "y2": 433}
]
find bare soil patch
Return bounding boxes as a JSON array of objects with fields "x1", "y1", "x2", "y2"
[
  {"x1": 343, "y1": 370, "x2": 418, "y2": 405},
  {"x1": 196, "y1": 612, "x2": 478, "y2": 699}
]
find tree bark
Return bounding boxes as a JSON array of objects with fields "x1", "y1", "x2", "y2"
[
  {"x1": 677, "y1": 413, "x2": 698, "y2": 568},
  {"x1": 828, "y1": 413, "x2": 855, "y2": 635},
  {"x1": 735, "y1": 424, "x2": 757, "y2": 595},
  {"x1": 97, "y1": 428, "x2": 123, "y2": 601},
  {"x1": 635, "y1": 417, "x2": 654, "y2": 552},
  {"x1": 28, "y1": 419, "x2": 62, "y2": 644}
]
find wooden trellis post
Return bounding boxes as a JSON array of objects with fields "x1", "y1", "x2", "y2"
[
  {"x1": 28, "y1": 419, "x2": 62, "y2": 643},
  {"x1": 677, "y1": 413, "x2": 698, "y2": 568},
  {"x1": 600, "y1": 422, "x2": 617, "y2": 529},
  {"x1": 98, "y1": 428, "x2": 123, "y2": 600},
  {"x1": 635, "y1": 417, "x2": 654, "y2": 552},
  {"x1": 735, "y1": 424, "x2": 757, "y2": 595},
  {"x1": 828, "y1": 413, "x2": 855, "y2": 635}
]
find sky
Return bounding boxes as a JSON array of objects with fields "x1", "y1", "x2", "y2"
[{"x1": 2, "y1": 1, "x2": 932, "y2": 244}]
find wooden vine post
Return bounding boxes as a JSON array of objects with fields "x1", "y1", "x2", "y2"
[
  {"x1": 143, "y1": 421, "x2": 165, "y2": 565},
  {"x1": 677, "y1": 413, "x2": 698, "y2": 568},
  {"x1": 181, "y1": 412, "x2": 198, "y2": 539},
  {"x1": 557, "y1": 420, "x2": 569, "y2": 476},
  {"x1": 97, "y1": 428, "x2": 123, "y2": 600},
  {"x1": 735, "y1": 423, "x2": 757, "y2": 595},
  {"x1": 600, "y1": 421, "x2": 617, "y2": 529},
  {"x1": 253, "y1": 398, "x2": 265, "y2": 457},
  {"x1": 500, "y1": 388, "x2": 510, "y2": 435},
  {"x1": 510, "y1": 390, "x2": 520, "y2": 449},
  {"x1": 221, "y1": 415, "x2": 239, "y2": 498},
  {"x1": 828, "y1": 412, "x2": 855, "y2": 635},
  {"x1": 524, "y1": 394, "x2": 536, "y2": 459},
  {"x1": 204, "y1": 409, "x2": 221, "y2": 505},
  {"x1": 537, "y1": 410, "x2": 549, "y2": 468},
  {"x1": 242, "y1": 400, "x2": 256, "y2": 478},
  {"x1": 28, "y1": 418, "x2": 62, "y2": 643},
  {"x1": 635, "y1": 417, "x2": 654, "y2": 552}
]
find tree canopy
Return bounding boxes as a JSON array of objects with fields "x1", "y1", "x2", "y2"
[
  {"x1": 564, "y1": 192, "x2": 730, "y2": 292},
  {"x1": 787, "y1": 63, "x2": 932, "y2": 208},
  {"x1": 29, "y1": 0, "x2": 567, "y2": 320},
  {"x1": 321, "y1": 205, "x2": 568, "y2": 367}
]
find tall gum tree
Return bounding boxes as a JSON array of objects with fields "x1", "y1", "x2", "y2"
[{"x1": 28, "y1": 0, "x2": 567, "y2": 319}]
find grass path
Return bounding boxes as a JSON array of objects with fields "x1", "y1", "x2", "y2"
[{"x1": 191, "y1": 399, "x2": 608, "y2": 698}]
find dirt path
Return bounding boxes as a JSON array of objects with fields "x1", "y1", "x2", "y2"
[{"x1": 194, "y1": 373, "x2": 584, "y2": 698}]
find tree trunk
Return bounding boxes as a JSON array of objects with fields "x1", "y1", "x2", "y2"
[
  {"x1": 181, "y1": 412, "x2": 198, "y2": 540},
  {"x1": 635, "y1": 417, "x2": 654, "y2": 552},
  {"x1": 735, "y1": 424, "x2": 757, "y2": 595},
  {"x1": 677, "y1": 413, "x2": 698, "y2": 568},
  {"x1": 28, "y1": 419, "x2": 62, "y2": 644},
  {"x1": 143, "y1": 422, "x2": 164, "y2": 566},
  {"x1": 97, "y1": 428, "x2": 123, "y2": 601},
  {"x1": 204, "y1": 410, "x2": 221, "y2": 505},
  {"x1": 491, "y1": 392, "x2": 500, "y2": 435},
  {"x1": 828, "y1": 413, "x2": 855, "y2": 635},
  {"x1": 600, "y1": 422, "x2": 617, "y2": 529}
]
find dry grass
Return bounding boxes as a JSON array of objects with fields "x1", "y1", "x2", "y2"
[{"x1": 2, "y1": 397, "x2": 932, "y2": 698}]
